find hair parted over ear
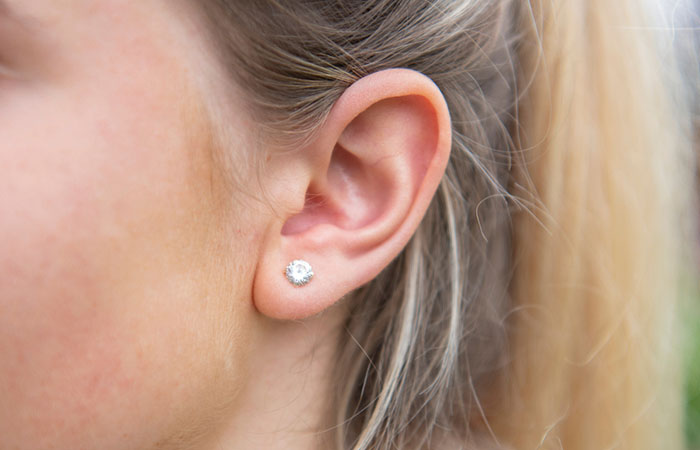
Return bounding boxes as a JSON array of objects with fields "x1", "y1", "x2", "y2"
[{"x1": 252, "y1": 69, "x2": 452, "y2": 320}]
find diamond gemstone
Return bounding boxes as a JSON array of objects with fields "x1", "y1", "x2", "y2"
[{"x1": 285, "y1": 260, "x2": 314, "y2": 287}]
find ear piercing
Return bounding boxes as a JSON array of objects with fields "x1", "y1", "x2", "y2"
[{"x1": 285, "y1": 260, "x2": 314, "y2": 287}]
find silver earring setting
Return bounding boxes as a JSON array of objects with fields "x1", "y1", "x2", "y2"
[{"x1": 285, "y1": 260, "x2": 314, "y2": 287}]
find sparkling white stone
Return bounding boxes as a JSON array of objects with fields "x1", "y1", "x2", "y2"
[{"x1": 285, "y1": 260, "x2": 314, "y2": 287}]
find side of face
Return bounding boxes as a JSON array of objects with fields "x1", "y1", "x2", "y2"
[
  {"x1": 0, "y1": 1, "x2": 260, "y2": 448},
  {"x1": 0, "y1": 0, "x2": 455, "y2": 448}
]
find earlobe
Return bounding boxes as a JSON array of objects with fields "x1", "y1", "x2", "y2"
[{"x1": 253, "y1": 69, "x2": 451, "y2": 320}]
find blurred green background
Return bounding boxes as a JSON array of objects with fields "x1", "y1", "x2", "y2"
[{"x1": 686, "y1": 283, "x2": 700, "y2": 450}]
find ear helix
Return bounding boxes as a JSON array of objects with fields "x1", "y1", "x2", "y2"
[{"x1": 285, "y1": 260, "x2": 314, "y2": 287}]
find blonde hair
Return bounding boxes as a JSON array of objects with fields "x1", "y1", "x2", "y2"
[
  {"x1": 192, "y1": 0, "x2": 697, "y2": 448},
  {"x1": 495, "y1": 1, "x2": 696, "y2": 448}
]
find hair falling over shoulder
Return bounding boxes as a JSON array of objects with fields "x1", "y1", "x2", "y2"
[
  {"x1": 195, "y1": 0, "x2": 699, "y2": 448},
  {"x1": 496, "y1": 1, "x2": 696, "y2": 449}
]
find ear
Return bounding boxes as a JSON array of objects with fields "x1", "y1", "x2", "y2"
[{"x1": 253, "y1": 68, "x2": 451, "y2": 320}]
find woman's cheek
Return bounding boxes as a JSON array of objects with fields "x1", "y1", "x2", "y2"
[
  {"x1": 0, "y1": 120, "x2": 250, "y2": 449},
  {"x1": 0, "y1": 80, "x2": 246, "y2": 450},
  {"x1": 0, "y1": 2, "x2": 260, "y2": 446}
]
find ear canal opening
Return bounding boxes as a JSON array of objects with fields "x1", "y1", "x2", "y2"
[
  {"x1": 280, "y1": 183, "x2": 331, "y2": 236},
  {"x1": 280, "y1": 143, "x2": 394, "y2": 236}
]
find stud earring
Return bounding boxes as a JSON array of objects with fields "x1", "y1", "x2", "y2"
[{"x1": 285, "y1": 260, "x2": 314, "y2": 287}]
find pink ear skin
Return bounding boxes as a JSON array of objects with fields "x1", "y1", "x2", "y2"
[{"x1": 252, "y1": 68, "x2": 452, "y2": 320}]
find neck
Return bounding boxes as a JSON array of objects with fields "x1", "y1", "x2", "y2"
[{"x1": 210, "y1": 304, "x2": 347, "y2": 450}]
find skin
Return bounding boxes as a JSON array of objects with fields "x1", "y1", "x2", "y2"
[
  {"x1": 0, "y1": 1, "x2": 451, "y2": 449},
  {"x1": 0, "y1": 1, "x2": 258, "y2": 448}
]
